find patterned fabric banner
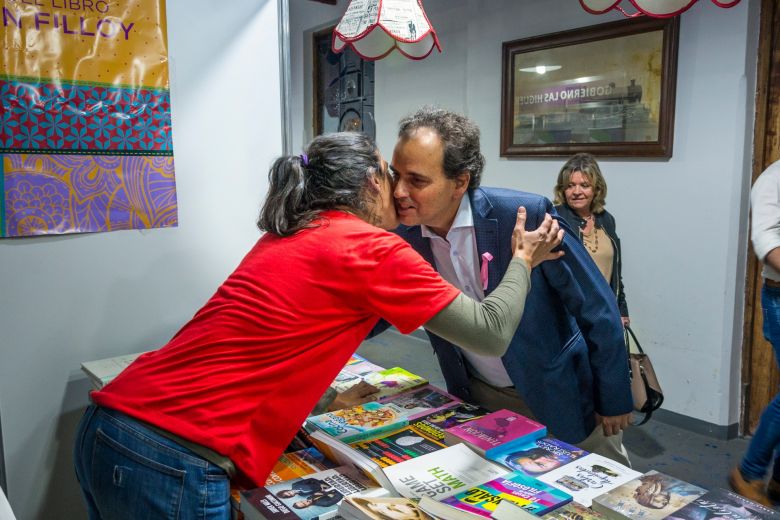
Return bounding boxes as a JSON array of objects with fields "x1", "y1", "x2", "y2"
[{"x1": 1, "y1": 0, "x2": 177, "y2": 237}]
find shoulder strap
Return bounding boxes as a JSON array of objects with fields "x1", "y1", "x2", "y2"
[
  {"x1": 625, "y1": 325, "x2": 653, "y2": 426},
  {"x1": 624, "y1": 325, "x2": 645, "y2": 355}
]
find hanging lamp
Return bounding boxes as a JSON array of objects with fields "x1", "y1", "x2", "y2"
[{"x1": 332, "y1": 0, "x2": 441, "y2": 61}]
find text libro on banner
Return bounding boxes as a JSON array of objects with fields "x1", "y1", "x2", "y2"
[{"x1": 0, "y1": 0, "x2": 177, "y2": 237}]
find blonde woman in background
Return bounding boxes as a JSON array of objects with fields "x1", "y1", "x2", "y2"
[{"x1": 554, "y1": 153, "x2": 629, "y2": 327}]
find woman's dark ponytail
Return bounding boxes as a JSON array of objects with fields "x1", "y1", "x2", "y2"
[
  {"x1": 258, "y1": 155, "x2": 315, "y2": 236},
  {"x1": 257, "y1": 132, "x2": 381, "y2": 236}
]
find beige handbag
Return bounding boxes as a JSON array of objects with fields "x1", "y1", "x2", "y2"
[{"x1": 625, "y1": 326, "x2": 664, "y2": 425}]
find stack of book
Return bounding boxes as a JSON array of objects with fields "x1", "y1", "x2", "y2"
[
  {"x1": 236, "y1": 356, "x2": 778, "y2": 520},
  {"x1": 241, "y1": 465, "x2": 389, "y2": 520}
]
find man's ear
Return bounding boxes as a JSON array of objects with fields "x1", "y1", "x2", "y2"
[{"x1": 454, "y1": 172, "x2": 470, "y2": 195}]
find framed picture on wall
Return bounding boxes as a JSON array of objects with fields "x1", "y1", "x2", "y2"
[{"x1": 500, "y1": 17, "x2": 679, "y2": 158}]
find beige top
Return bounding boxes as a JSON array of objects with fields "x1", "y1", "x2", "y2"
[{"x1": 582, "y1": 227, "x2": 614, "y2": 282}]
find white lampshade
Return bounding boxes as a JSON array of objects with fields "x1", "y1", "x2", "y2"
[
  {"x1": 333, "y1": 0, "x2": 441, "y2": 61},
  {"x1": 579, "y1": 0, "x2": 741, "y2": 17}
]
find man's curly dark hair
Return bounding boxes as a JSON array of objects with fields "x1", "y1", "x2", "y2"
[{"x1": 398, "y1": 106, "x2": 485, "y2": 189}]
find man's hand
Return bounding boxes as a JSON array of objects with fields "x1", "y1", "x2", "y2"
[
  {"x1": 596, "y1": 412, "x2": 631, "y2": 436},
  {"x1": 327, "y1": 381, "x2": 380, "y2": 412},
  {"x1": 621, "y1": 316, "x2": 631, "y2": 328}
]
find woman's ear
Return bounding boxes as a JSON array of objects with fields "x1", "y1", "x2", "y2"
[{"x1": 368, "y1": 173, "x2": 383, "y2": 193}]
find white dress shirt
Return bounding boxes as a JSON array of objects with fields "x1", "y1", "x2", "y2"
[
  {"x1": 422, "y1": 196, "x2": 514, "y2": 387},
  {"x1": 751, "y1": 159, "x2": 780, "y2": 282}
]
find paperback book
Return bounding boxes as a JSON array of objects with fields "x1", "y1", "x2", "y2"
[
  {"x1": 241, "y1": 465, "x2": 388, "y2": 520},
  {"x1": 339, "y1": 496, "x2": 435, "y2": 520},
  {"x1": 342, "y1": 354, "x2": 385, "y2": 377},
  {"x1": 266, "y1": 448, "x2": 337, "y2": 486},
  {"x1": 410, "y1": 403, "x2": 493, "y2": 443},
  {"x1": 307, "y1": 430, "x2": 394, "y2": 491},
  {"x1": 590, "y1": 470, "x2": 706, "y2": 520},
  {"x1": 364, "y1": 367, "x2": 428, "y2": 401},
  {"x1": 331, "y1": 371, "x2": 366, "y2": 393},
  {"x1": 663, "y1": 488, "x2": 780, "y2": 520},
  {"x1": 80, "y1": 351, "x2": 146, "y2": 389},
  {"x1": 491, "y1": 499, "x2": 539, "y2": 520},
  {"x1": 307, "y1": 402, "x2": 409, "y2": 443},
  {"x1": 350, "y1": 426, "x2": 447, "y2": 468},
  {"x1": 380, "y1": 385, "x2": 461, "y2": 420},
  {"x1": 382, "y1": 443, "x2": 507, "y2": 501},
  {"x1": 488, "y1": 438, "x2": 587, "y2": 477},
  {"x1": 439, "y1": 471, "x2": 572, "y2": 517},
  {"x1": 443, "y1": 409, "x2": 547, "y2": 458},
  {"x1": 537, "y1": 454, "x2": 641, "y2": 507},
  {"x1": 541, "y1": 502, "x2": 607, "y2": 520}
]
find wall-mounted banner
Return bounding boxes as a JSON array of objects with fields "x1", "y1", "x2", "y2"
[{"x1": 0, "y1": 0, "x2": 177, "y2": 237}]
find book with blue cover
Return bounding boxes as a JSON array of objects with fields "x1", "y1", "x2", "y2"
[{"x1": 489, "y1": 438, "x2": 587, "y2": 477}]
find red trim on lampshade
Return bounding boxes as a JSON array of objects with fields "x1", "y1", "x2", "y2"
[
  {"x1": 331, "y1": 0, "x2": 441, "y2": 61},
  {"x1": 581, "y1": 0, "x2": 742, "y2": 17},
  {"x1": 628, "y1": 0, "x2": 698, "y2": 17},
  {"x1": 578, "y1": 0, "x2": 622, "y2": 14}
]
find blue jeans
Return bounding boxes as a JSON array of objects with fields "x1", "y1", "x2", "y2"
[
  {"x1": 73, "y1": 405, "x2": 231, "y2": 520},
  {"x1": 741, "y1": 285, "x2": 780, "y2": 481}
]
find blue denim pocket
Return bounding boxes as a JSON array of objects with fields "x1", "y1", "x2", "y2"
[
  {"x1": 762, "y1": 286, "x2": 780, "y2": 361},
  {"x1": 92, "y1": 427, "x2": 186, "y2": 520}
]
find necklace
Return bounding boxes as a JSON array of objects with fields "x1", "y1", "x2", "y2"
[{"x1": 582, "y1": 226, "x2": 598, "y2": 253}]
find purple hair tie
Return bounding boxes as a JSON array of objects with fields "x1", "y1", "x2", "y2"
[{"x1": 299, "y1": 153, "x2": 309, "y2": 166}]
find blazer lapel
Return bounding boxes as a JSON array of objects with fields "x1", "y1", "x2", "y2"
[
  {"x1": 396, "y1": 225, "x2": 435, "y2": 267},
  {"x1": 470, "y1": 189, "x2": 501, "y2": 293}
]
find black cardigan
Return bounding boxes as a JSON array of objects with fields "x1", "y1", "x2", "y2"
[{"x1": 556, "y1": 203, "x2": 629, "y2": 317}]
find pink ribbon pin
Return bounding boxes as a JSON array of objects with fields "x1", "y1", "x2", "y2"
[{"x1": 480, "y1": 252, "x2": 493, "y2": 290}]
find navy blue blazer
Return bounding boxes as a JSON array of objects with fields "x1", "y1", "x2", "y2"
[{"x1": 394, "y1": 187, "x2": 633, "y2": 444}]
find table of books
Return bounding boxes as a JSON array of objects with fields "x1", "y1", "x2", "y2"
[{"x1": 232, "y1": 354, "x2": 776, "y2": 520}]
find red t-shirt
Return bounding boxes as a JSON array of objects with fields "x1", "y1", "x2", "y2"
[{"x1": 92, "y1": 211, "x2": 459, "y2": 487}]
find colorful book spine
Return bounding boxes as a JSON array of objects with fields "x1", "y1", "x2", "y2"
[{"x1": 350, "y1": 427, "x2": 447, "y2": 468}]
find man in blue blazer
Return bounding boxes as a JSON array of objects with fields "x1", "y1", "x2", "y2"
[{"x1": 388, "y1": 107, "x2": 633, "y2": 463}]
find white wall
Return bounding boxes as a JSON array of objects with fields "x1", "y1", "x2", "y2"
[
  {"x1": 291, "y1": 0, "x2": 758, "y2": 428},
  {"x1": 0, "y1": 0, "x2": 282, "y2": 517}
]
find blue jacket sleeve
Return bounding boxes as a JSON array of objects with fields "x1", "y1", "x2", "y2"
[{"x1": 542, "y1": 206, "x2": 633, "y2": 417}]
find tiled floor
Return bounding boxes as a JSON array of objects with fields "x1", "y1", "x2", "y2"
[{"x1": 357, "y1": 330, "x2": 750, "y2": 493}]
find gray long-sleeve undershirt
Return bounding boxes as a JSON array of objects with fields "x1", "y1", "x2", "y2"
[
  {"x1": 313, "y1": 258, "x2": 530, "y2": 415},
  {"x1": 424, "y1": 257, "x2": 530, "y2": 357}
]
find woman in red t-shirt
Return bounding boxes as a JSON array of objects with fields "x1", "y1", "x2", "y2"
[{"x1": 73, "y1": 132, "x2": 563, "y2": 519}]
